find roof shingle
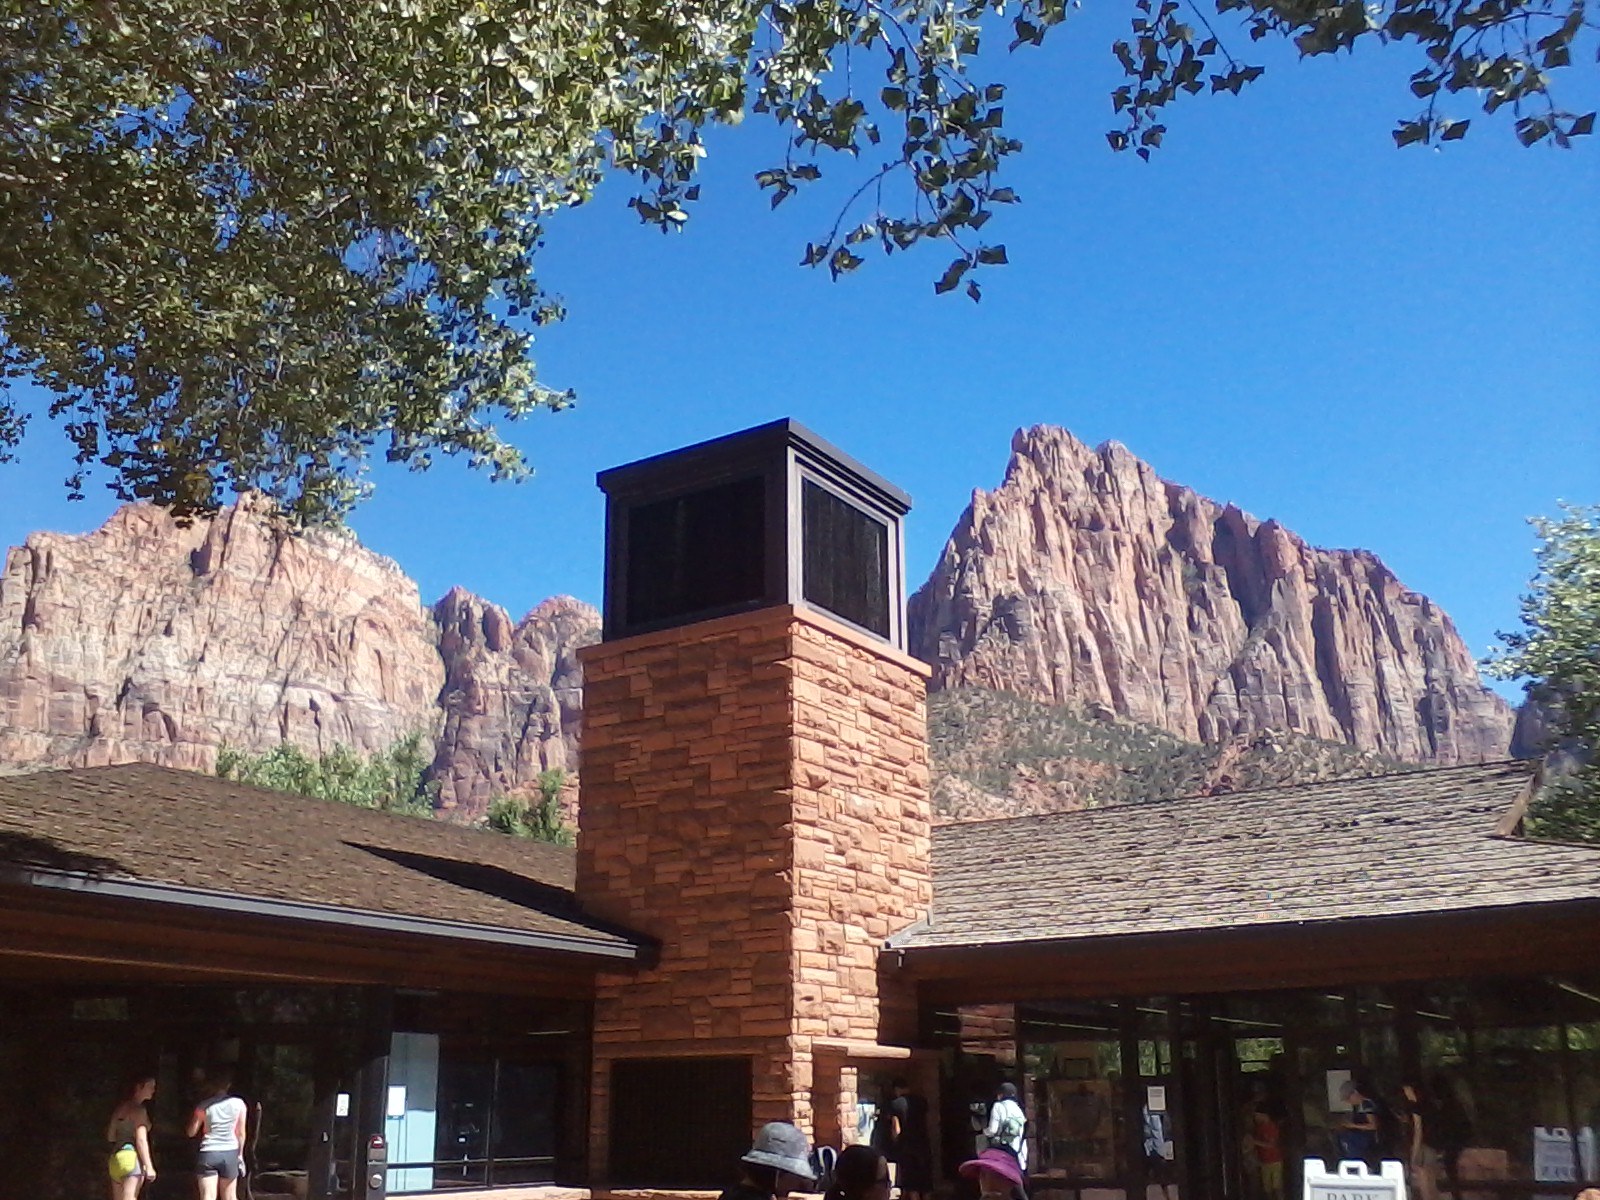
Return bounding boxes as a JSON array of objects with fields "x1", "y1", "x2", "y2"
[
  {"x1": 0, "y1": 763, "x2": 635, "y2": 955},
  {"x1": 896, "y1": 761, "x2": 1600, "y2": 950}
]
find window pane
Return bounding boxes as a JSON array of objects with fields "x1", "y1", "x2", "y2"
[
  {"x1": 802, "y1": 480, "x2": 890, "y2": 637},
  {"x1": 491, "y1": 1062, "x2": 559, "y2": 1180},
  {"x1": 626, "y1": 477, "x2": 766, "y2": 627},
  {"x1": 252, "y1": 1042, "x2": 318, "y2": 1174},
  {"x1": 433, "y1": 1056, "x2": 493, "y2": 1172},
  {"x1": 1033, "y1": 1040, "x2": 1128, "y2": 1182}
]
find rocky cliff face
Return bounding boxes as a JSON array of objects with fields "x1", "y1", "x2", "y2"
[
  {"x1": 0, "y1": 502, "x2": 596, "y2": 821},
  {"x1": 432, "y1": 588, "x2": 597, "y2": 818},
  {"x1": 908, "y1": 426, "x2": 1515, "y2": 764}
]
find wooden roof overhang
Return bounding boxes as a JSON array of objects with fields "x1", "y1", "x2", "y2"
[
  {"x1": 888, "y1": 896, "x2": 1600, "y2": 1006},
  {"x1": 0, "y1": 864, "x2": 647, "y2": 996}
]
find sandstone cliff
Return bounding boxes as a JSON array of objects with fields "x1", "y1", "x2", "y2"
[
  {"x1": 432, "y1": 588, "x2": 597, "y2": 819},
  {"x1": 908, "y1": 426, "x2": 1515, "y2": 764},
  {"x1": 0, "y1": 502, "x2": 596, "y2": 821}
]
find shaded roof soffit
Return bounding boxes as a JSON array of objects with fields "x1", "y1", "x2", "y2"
[{"x1": 884, "y1": 893, "x2": 1600, "y2": 959}]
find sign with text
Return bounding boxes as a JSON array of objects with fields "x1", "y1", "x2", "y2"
[{"x1": 1303, "y1": 1158, "x2": 1407, "y2": 1200}]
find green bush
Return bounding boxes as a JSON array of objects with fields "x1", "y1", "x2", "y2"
[
  {"x1": 485, "y1": 769, "x2": 575, "y2": 846},
  {"x1": 215, "y1": 732, "x2": 436, "y2": 817}
]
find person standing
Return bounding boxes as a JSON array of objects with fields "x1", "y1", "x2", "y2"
[
  {"x1": 1250, "y1": 1102, "x2": 1284, "y2": 1200},
  {"x1": 188, "y1": 1067, "x2": 248, "y2": 1200},
  {"x1": 718, "y1": 1122, "x2": 816, "y2": 1200},
  {"x1": 890, "y1": 1079, "x2": 933, "y2": 1200},
  {"x1": 1337, "y1": 1077, "x2": 1379, "y2": 1168},
  {"x1": 824, "y1": 1145, "x2": 893, "y2": 1200},
  {"x1": 1400, "y1": 1082, "x2": 1441, "y2": 1200},
  {"x1": 969, "y1": 1085, "x2": 993, "y2": 1157},
  {"x1": 985, "y1": 1083, "x2": 1028, "y2": 1172},
  {"x1": 107, "y1": 1072, "x2": 158, "y2": 1200},
  {"x1": 958, "y1": 1146, "x2": 1028, "y2": 1200}
]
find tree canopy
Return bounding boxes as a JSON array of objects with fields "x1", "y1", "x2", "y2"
[
  {"x1": 3, "y1": 0, "x2": 1592, "y2": 518},
  {"x1": 1490, "y1": 505, "x2": 1600, "y2": 843},
  {"x1": 215, "y1": 732, "x2": 437, "y2": 816}
]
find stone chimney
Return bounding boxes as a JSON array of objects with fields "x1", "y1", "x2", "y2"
[{"x1": 576, "y1": 420, "x2": 933, "y2": 1186}]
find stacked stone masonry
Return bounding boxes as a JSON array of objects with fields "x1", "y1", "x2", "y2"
[{"x1": 576, "y1": 606, "x2": 932, "y2": 1179}]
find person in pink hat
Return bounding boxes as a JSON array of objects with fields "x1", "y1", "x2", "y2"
[{"x1": 958, "y1": 1147, "x2": 1027, "y2": 1200}]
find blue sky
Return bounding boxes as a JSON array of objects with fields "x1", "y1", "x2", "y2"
[{"x1": 2, "y1": 10, "x2": 1596, "y2": 702}]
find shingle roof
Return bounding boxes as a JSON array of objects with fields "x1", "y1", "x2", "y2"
[
  {"x1": 0, "y1": 763, "x2": 637, "y2": 957},
  {"x1": 895, "y1": 760, "x2": 1600, "y2": 951}
]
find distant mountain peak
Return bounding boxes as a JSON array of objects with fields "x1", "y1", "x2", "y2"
[{"x1": 909, "y1": 423, "x2": 1513, "y2": 765}]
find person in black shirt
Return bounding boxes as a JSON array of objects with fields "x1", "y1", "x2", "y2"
[
  {"x1": 719, "y1": 1122, "x2": 816, "y2": 1200},
  {"x1": 824, "y1": 1145, "x2": 893, "y2": 1200},
  {"x1": 890, "y1": 1079, "x2": 933, "y2": 1200}
]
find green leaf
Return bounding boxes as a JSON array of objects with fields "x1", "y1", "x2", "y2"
[
  {"x1": 828, "y1": 247, "x2": 864, "y2": 278},
  {"x1": 1516, "y1": 117, "x2": 1551, "y2": 145},
  {"x1": 1393, "y1": 118, "x2": 1431, "y2": 147},
  {"x1": 934, "y1": 258, "x2": 969, "y2": 294}
]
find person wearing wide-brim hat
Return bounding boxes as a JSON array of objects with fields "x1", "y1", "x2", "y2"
[
  {"x1": 719, "y1": 1122, "x2": 818, "y2": 1200},
  {"x1": 959, "y1": 1147, "x2": 1028, "y2": 1200}
]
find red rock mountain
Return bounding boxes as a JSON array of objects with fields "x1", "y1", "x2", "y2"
[
  {"x1": 431, "y1": 588, "x2": 593, "y2": 816},
  {"x1": 0, "y1": 430, "x2": 1515, "y2": 821},
  {"x1": 0, "y1": 502, "x2": 595, "y2": 820},
  {"x1": 908, "y1": 426, "x2": 1515, "y2": 764}
]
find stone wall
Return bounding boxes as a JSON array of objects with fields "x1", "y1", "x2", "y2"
[{"x1": 576, "y1": 606, "x2": 931, "y2": 1180}]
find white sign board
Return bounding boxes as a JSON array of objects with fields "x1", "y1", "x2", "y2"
[
  {"x1": 1146, "y1": 1086, "x2": 1167, "y2": 1113},
  {"x1": 1303, "y1": 1158, "x2": 1407, "y2": 1200},
  {"x1": 1325, "y1": 1070, "x2": 1353, "y2": 1113},
  {"x1": 1534, "y1": 1126, "x2": 1578, "y2": 1184}
]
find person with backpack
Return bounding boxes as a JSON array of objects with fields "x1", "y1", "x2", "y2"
[{"x1": 985, "y1": 1083, "x2": 1028, "y2": 1172}]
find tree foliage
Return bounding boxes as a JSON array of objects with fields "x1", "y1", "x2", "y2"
[
  {"x1": 215, "y1": 732, "x2": 437, "y2": 816},
  {"x1": 1489, "y1": 504, "x2": 1600, "y2": 843},
  {"x1": 484, "y1": 768, "x2": 575, "y2": 846},
  {"x1": 3, "y1": 0, "x2": 1593, "y2": 518}
]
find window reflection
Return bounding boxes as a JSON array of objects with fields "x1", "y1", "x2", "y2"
[{"x1": 940, "y1": 976, "x2": 1600, "y2": 1200}]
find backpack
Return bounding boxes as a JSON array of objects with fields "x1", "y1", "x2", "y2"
[{"x1": 992, "y1": 1100, "x2": 1026, "y2": 1148}]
